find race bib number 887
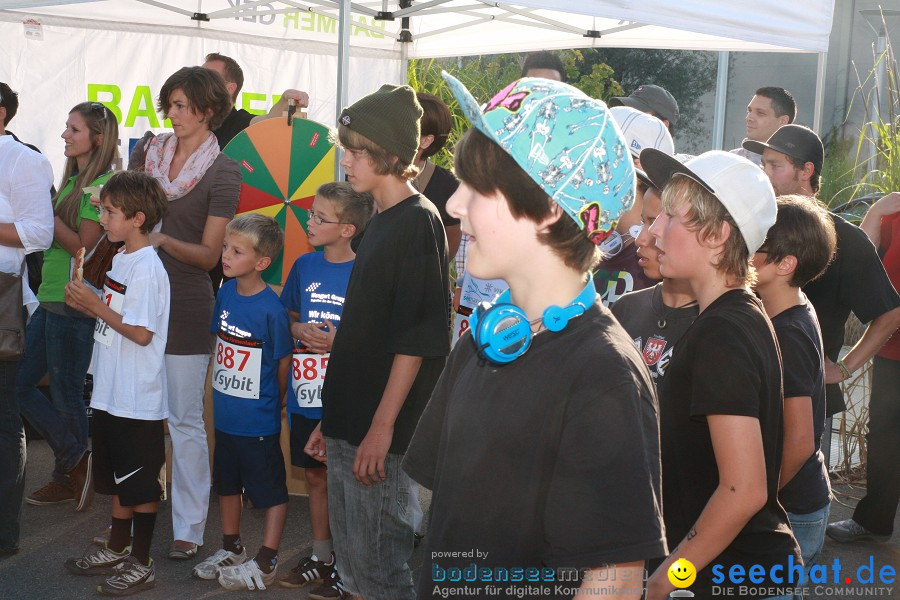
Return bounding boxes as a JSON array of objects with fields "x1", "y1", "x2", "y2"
[{"x1": 213, "y1": 330, "x2": 263, "y2": 399}]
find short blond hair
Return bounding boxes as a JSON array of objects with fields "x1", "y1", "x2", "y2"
[
  {"x1": 226, "y1": 213, "x2": 284, "y2": 261},
  {"x1": 661, "y1": 176, "x2": 755, "y2": 286}
]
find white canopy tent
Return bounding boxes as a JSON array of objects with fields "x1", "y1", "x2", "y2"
[{"x1": 0, "y1": 0, "x2": 835, "y2": 178}]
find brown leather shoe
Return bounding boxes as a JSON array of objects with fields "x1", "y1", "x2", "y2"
[
  {"x1": 26, "y1": 481, "x2": 74, "y2": 505},
  {"x1": 69, "y1": 451, "x2": 94, "y2": 512}
]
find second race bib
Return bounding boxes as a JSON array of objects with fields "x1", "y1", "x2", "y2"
[{"x1": 291, "y1": 349, "x2": 328, "y2": 409}]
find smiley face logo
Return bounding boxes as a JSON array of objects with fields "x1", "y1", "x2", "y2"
[{"x1": 667, "y1": 558, "x2": 696, "y2": 588}]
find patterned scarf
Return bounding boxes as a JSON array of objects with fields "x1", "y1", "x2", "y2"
[{"x1": 143, "y1": 132, "x2": 220, "y2": 200}]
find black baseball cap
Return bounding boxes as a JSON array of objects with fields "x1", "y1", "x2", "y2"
[
  {"x1": 610, "y1": 84, "x2": 679, "y2": 126},
  {"x1": 742, "y1": 124, "x2": 824, "y2": 172}
]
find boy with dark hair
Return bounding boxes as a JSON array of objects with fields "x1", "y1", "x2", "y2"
[
  {"x1": 640, "y1": 150, "x2": 801, "y2": 600},
  {"x1": 403, "y1": 73, "x2": 666, "y2": 599},
  {"x1": 414, "y1": 92, "x2": 461, "y2": 257},
  {"x1": 63, "y1": 171, "x2": 170, "y2": 596},
  {"x1": 303, "y1": 84, "x2": 450, "y2": 599},
  {"x1": 521, "y1": 50, "x2": 566, "y2": 81},
  {"x1": 752, "y1": 195, "x2": 836, "y2": 589},
  {"x1": 277, "y1": 182, "x2": 374, "y2": 598},
  {"x1": 612, "y1": 181, "x2": 698, "y2": 385},
  {"x1": 191, "y1": 213, "x2": 292, "y2": 591}
]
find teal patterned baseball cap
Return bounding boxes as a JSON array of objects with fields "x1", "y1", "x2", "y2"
[{"x1": 442, "y1": 71, "x2": 635, "y2": 246}]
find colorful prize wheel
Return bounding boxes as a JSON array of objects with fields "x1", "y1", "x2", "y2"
[{"x1": 223, "y1": 117, "x2": 335, "y2": 285}]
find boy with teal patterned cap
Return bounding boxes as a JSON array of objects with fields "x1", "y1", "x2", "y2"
[{"x1": 403, "y1": 73, "x2": 666, "y2": 598}]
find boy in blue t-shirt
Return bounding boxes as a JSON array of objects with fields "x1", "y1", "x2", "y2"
[
  {"x1": 192, "y1": 213, "x2": 292, "y2": 591},
  {"x1": 277, "y1": 182, "x2": 374, "y2": 595}
]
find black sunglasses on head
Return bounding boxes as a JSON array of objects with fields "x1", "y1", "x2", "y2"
[{"x1": 91, "y1": 102, "x2": 108, "y2": 121}]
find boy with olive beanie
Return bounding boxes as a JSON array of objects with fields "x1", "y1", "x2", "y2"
[{"x1": 303, "y1": 84, "x2": 450, "y2": 599}]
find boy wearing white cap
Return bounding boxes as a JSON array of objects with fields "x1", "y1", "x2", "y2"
[
  {"x1": 404, "y1": 75, "x2": 666, "y2": 599},
  {"x1": 594, "y1": 106, "x2": 674, "y2": 306},
  {"x1": 640, "y1": 149, "x2": 800, "y2": 600}
]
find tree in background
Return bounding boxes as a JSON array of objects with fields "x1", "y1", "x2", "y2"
[
  {"x1": 408, "y1": 51, "x2": 625, "y2": 170},
  {"x1": 591, "y1": 48, "x2": 717, "y2": 147},
  {"x1": 409, "y1": 48, "x2": 717, "y2": 168}
]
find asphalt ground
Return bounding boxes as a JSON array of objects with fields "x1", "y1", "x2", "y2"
[{"x1": 0, "y1": 439, "x2": 896, "y2": 599}]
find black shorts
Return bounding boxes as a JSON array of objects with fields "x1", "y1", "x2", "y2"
[
  {"x1": 92, "y1": 409, "x2": 165, "y2": 506},
  {"x1": 213, "y1": 430, "x2": 288, "y2": 509},
  {"x1": 289, "y1": 413, "x2": 326, "y2": 469}
]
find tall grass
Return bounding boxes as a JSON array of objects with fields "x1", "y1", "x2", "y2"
[{"x1": 821, "y1": 12, "x2": 900, "y2": 223}]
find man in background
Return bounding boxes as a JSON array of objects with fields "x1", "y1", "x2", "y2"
[
  {"x1": 610, "y1": 84, "x2": 679, "y2": 136},
  {"x1": 731, "y1": 86, "x2": 796, "y2": 166}
]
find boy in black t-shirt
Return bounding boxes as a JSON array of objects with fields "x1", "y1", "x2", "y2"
[
  {"x1": 403, "y1": 74, "x2": 666, "y2": 599},
  {"x1": 752, "y1": 195, "x2": 836, "y2": 588},
  {"x1": 640, "y1": 149, "x2": 801, "y2": 600},
  {"x1": 612, "y1": 181, "x2": 698, "y2": 385},
  {"x1": 303, "y1": 84, "x2": 450, "y2": 599}
]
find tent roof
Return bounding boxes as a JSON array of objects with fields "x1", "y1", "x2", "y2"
[{"x1": 1, "y1": 0, "x2": 834, "y2": 56}]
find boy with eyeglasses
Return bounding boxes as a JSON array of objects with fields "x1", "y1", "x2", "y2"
[{"x1": 276, "y1": 182, "x2": 374, "y2": 598}]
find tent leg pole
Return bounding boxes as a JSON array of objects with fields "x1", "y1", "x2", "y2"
[
  {"x1": 336, "y1": 0, "x2": 352, "y2": 181},
  {"x1": 401, "y1": 38, "x2": 409, "y2": 86},
  {"x1": 813, "y1": 51, "x2": 827, "y2": 136},
  {"x1": 712, "y1": 50, "x2": 729, "y2": 151}
]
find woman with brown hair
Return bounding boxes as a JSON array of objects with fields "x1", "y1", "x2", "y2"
[
  {"x1": 17, "y1": 101, "x2": 118, "y2": 513},
  {"x1": 130, "y1": 66, "x2": 241, "y2": 558}
]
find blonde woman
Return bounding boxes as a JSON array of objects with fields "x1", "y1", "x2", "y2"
[{"x1": 17, "y1": 101, "x2": 118, "y2": 512}]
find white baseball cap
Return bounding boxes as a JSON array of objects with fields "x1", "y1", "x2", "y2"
[
  {"x1": 610, "y1": 106, "x2": 675, "y2": 158},
  {"x1": 638, "y1": 149, "x2": 776, "y2": 254}
]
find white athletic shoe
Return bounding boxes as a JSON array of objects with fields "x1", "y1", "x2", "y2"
[
  {"x1": 192, "y1": 547, "x2": 247, "y2": 580},
  {"x1": 217, "y1": 559, "x2": 276, "y2": 591}
]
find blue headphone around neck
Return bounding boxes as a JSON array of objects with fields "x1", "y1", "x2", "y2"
[{"x1": 468, "y1": 277, "x2": 596, "y2": 365}]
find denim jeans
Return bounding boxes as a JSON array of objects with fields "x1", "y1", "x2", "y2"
[
  {"x1": 788, "y1": 504, "x2": 829, "y2": 599},
  {"x1": 325, "y1": 436, "x2": 415, "y2": 599},
  {"x1": 16, "y1": 307, "x2": 93, "y2": 482},
  {"x1": 0, "y1": 358, "x2": 25, "y2": 551}
]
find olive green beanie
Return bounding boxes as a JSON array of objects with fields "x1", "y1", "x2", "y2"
[{"x1": 338, "y1": 84, "x2": 423, "y2": 165}]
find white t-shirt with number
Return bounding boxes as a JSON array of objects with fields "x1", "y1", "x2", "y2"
[{"x1": 90, "y1": 245, "x2": 170, "y2": 421}]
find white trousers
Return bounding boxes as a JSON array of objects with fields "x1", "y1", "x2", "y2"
[{"x1": 165, "y1": 354, "x2": 211, "y2": 545}]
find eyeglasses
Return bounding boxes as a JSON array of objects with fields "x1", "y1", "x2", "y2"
[
  {"x1": 91, "y1": 102, "x2": 108, "y2": 121},
  {"x1": 307, "y1": 209, "x2": 349, "y2": 226}
]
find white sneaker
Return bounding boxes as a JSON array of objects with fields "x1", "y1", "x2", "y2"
[
  {"x1": 193, "y1": 547, "x2": 248, "y2": 580},
  {"x1": 217, "y1": 559, "x2": 276, "y2": 591}
]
